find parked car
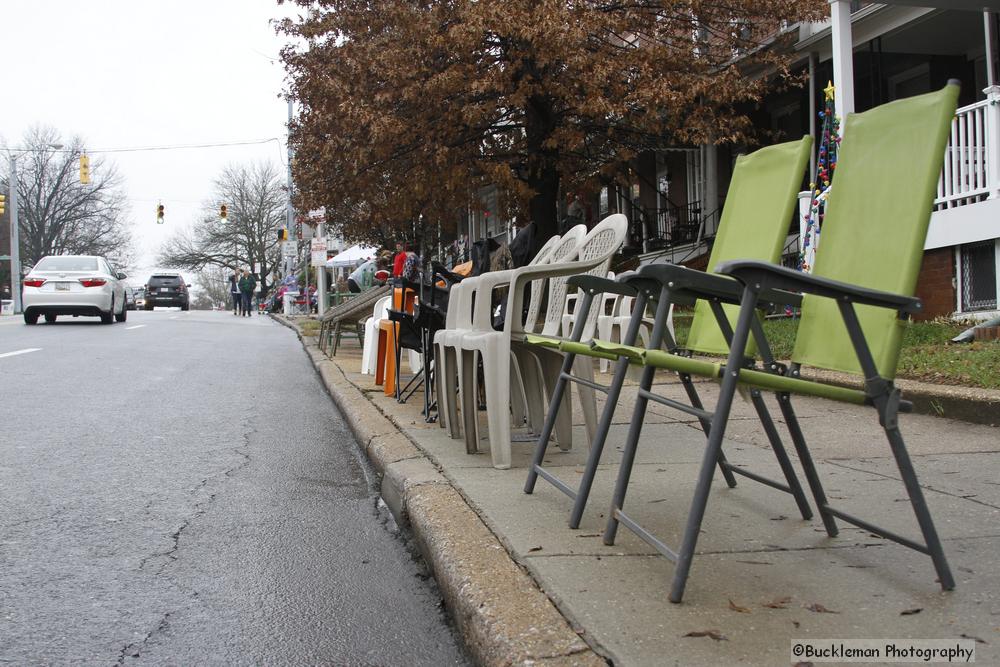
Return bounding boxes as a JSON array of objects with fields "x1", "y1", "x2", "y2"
[
  {"x1": 144, "y1": 273, "x2": 190, "y2": 310},
  {"x1": 132, "y1": 287, "x2": 146, "y2": 310},
  {"x1": 22, "y1": 255, "x2": 128, "y2": 325},
  {"x1": 125, "y1": 287, "x2": 136, "y2": 310}
]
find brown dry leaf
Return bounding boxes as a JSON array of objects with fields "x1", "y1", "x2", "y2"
[
  {"x1": 805, "y1": 603, "x2": 840, "y2": 614},
  {"x1": 528, "y1": 546, "x2": 543, "y2": 552},
  {"x1": 683, "y1": 629, "x2": 728, "y2": 641},
  {"x1": 728, "y1": 599, "x2": 751, "y2": 613},
  {"x1": 900, "y1": 608, "x2": 923, "y2": 616},
  {"x1": 763, "y1": 596, "x2": 793, "y2": 609}
]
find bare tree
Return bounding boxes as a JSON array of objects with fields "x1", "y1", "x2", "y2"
[
  {"x1": 157, "y1": 162, "x2": 285, "y2": 295},
  {"x1": 3, "y1": 126, "x2": 134, "y2": 268},
  {"x1": 193, "y1": 264, "x2": 232, "y2": 310}
]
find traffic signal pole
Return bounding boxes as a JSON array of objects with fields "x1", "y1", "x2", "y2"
[{"x1": 9, "y1": 155, "x2": 22, "y2": 314}]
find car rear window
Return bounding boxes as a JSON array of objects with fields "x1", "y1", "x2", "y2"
[
  {"x1": 148, "y1": 275, "x2": 182, "y2": 286},
  {"x1": 34, "y1": 257, "x2": 99, "y2": 272}
]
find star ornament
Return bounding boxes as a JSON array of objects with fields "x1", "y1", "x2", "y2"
[{"x1": 824, "y1": 81, "x2": 836, "y2": 101}]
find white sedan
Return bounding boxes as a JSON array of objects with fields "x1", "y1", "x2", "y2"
[{"x1": 22, "y1": 255, "x2": 129, "y2": 325}]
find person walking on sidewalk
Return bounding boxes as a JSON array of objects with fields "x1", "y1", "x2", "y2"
[
  {"x1": 238, "y1": 269, "x2": 256, "y2": 317},
  {"x1": 229, "y1": 268, "x2": 241, "y2": 315}
]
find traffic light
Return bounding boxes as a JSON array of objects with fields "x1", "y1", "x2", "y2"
[
  {"x1": 220, "y1": 204, "x2": 228, "y2": 220},
  {"x1": 79, "y1": 155, "x2": 91, "y2": 185},
  {"x1": 0, "y1": 194, "x2": 5, "y2": 216},
  {"x1": 156, "y1": 203, "x2": 165, "y2": 224},
  {"x1": 278, "y1": 228, "x2": 288, "y2": 242}
]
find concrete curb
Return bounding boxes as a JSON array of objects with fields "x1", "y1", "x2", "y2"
[
  {"x1": 803, "y1": 368, "x2": 1000, "y2": 427},
  {"x1": 273, "y1": 315, "x2": 607, "y2": 667}
]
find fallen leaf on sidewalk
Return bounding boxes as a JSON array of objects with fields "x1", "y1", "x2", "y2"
[
  {"x1": 805, "y1": 603, "x2": 840, "y2": 614},
  {"x1": 960, "y1": 633, "x2": 987, "y2": 644},
  {"x1": 900, "y1": 608, "x2": 923, "y2": 616},
  {"x1": 763, "y1": 596, "x2": 793, "y2": 609},
  {"x1": 728, "y1": 599, "x2": 750, "y2": 613},
  {"x1": 769, "y1": 515, "x2": 788, "y2": 521},
  {"x1": 683, "y1": 629, "x2": 727, "y2": 641},
  {"x1": 528, "y1": 546, "x2": 543, "y2": 552},
  {"x1": 576, "y1": 533, "x2": 601, "y2": 538}
]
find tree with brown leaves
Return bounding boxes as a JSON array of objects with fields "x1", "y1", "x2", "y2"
[{"x1": 280, "y1": 0, "x2": 825, "y2": 244}]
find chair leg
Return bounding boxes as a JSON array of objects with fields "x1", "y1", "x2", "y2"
[
  {"x1": 885, "y1": 424, "x2": 955, "y2": 590},
  {"x1": 509, "y1": 355, "x2": 528, "y2": 430},
  {"x1": 332, "y1": 322, "x2": 341, "y2": 356},
  {"x1": 677, "y1": 375, "x2": 738, "y2": 488},
  {"x1": 375, "y1": 329, "x2": 388, "y2": 385},
  {"x1": 573, "y1": 355, "x2": 599, "y2": 445},
  {"x1": 482, "y1": 344, "x2": 513, "y2": 469},
  {"x1": 567, "y1": 354, "x2": 633, "y2": 529},
  {"x1": 537, "y1": 349, "x2": 574, "y2": 451},
  {"x1": 443, "y1": 345, "x2": 462, "y2": 439},
  {"x1": 748, "y1": 389, "x2": 813, "y2": 520},
  {"x1": 525, "y1": 349, "x2": 579, "y2": 494},
  {"x1": 777, "y1": 395, "x2": 839, "y2": 537},
  {"x1": 603, "y1": 363, "x2": 657, "y2": 546},
  {"x1": 460, "y1": 349, "x2": 481, "y2": 454},
  {"x1": 513, "y1": 348, "x2": 546, "y2": 434}
]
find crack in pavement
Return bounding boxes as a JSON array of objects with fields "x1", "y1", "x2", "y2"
[
  {"x1": 115, "y1": 612, "x2": 172, "y2": 666},
  {"x1": 824, "y1": 459, "x2": 1000, "y2": 511}
]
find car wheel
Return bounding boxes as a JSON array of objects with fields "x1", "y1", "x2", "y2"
[
  {"x1": 145, "y1": 304, "x2": 154, "y2": 311},
  {"x1": 181, "y1": 303, "x2": 189, "y2": 311},
  {"x1": 115, "y1": 302, "x2": 127, "y2": 322},
  {"x1": 101, "y1": 299, "x2": 114, "y2": 324},
  {"x1": 45, "y1": 314, "x2": 57, "y2": 324},
  {"x1": 24, "y1": 312, "x2": 39, "y2": 325}
]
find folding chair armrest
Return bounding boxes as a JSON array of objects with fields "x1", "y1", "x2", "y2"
[
  {"x1": 567, "y1": 274, "x2": 638, "y2": 298},
  {"x1": 717, "y1": 260, "x2": 922, "y2": 314}
]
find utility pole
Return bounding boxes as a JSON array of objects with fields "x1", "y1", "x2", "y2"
[
  {"x1": 286, "y1": 100, "x2": 296, "y2": 281},
  {"x1": 9, "y1": 155, "x2": 22, "y2": 314}
]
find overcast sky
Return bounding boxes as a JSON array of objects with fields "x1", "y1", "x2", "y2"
[{"x1": 2, "y1": 0, "x2": 298, "y2": 287}]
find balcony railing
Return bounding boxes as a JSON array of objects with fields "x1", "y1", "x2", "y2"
[{"x1": 935, "y1": 86, "x2": 1000, "y2": 210}]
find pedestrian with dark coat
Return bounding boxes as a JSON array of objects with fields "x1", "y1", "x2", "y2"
[
  {"x1": 228, "y1": 269, "x2": 241, "y2": 315},
  {"x1": 238, "y1": 269, "x2": 256, "y2": 317}
]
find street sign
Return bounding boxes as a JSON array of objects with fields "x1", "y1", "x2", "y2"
[
  {"x1": 310, "y1": 238, "x2": 328, "y2": 267},
  {"x1": 281, "y1": 241, "x2": 296, "y2": 259},
  {"x1": 254, "y1": 262, "x2": 262, "y2": 274}
]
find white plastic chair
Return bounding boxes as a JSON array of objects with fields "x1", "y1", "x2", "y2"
[
  {"x1": 361, "y1": 295, "x2": 392, "y2": 375},
  {"x1": 459, "y1": 215, "x2": 628, "y2": 468},
  {"x1": 434, "y1": 233, "x2": 565, "y2": 441}
]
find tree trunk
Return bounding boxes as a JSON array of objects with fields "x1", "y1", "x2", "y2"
[{"x1": 524, "y1": 87, "x2": 560, "y2": 244}]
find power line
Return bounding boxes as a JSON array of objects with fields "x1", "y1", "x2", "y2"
[{"x1": 6, "y1": 137, "x2": 283, "y2": 154}]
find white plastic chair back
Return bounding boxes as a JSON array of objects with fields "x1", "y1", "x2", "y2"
[
  {"x1": 540, "y1": 216, "x2": 627, "y2": 337},
  {"x1": 522, "y1": 234, "x2": 564, "y2": 334},
  {"x1": 535, "y1": 225, "x2": 587, "y2": 336}
]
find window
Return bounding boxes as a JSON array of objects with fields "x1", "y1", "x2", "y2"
[{"x1": 960, "y1": 240, "x2": 998, "y2": 312}]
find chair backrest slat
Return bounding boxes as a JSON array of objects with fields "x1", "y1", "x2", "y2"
[
  {"x1": 686, "y1": 137, "x2": 813, "y2": 355},
  {"x1": 792, "y1": 83, "x2": 960, "y2": 377}
]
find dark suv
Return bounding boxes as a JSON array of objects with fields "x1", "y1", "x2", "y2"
[{"x1": 144, "y1": 273, "x2": 190, "y2": 310}]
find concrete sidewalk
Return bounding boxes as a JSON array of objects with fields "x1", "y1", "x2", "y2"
[{"x1": 284, "y1": 317, "x2": 999, "y2": 666}]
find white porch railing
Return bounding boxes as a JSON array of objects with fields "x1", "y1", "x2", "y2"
[{"x1": 935, "y1": 86, "x2": 1000, "y2": 210}]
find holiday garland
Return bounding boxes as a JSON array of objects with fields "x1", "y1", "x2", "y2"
[{"x1": 799, "y1": 81, "x2": 841, "y2": 272}]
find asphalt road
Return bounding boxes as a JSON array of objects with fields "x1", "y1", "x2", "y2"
[{"x1": 0, "y1": 309, "x2": 468, "y2": 666}]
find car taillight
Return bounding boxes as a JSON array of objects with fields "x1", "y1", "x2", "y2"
[
  {"x1": 78, "y1": 278, "x2": 107, "y2": 287},
  {"x1": 23, "y1": 278, "x2": 45, "y2": 288}
]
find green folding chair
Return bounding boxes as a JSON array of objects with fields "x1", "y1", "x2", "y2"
[
  {"x1": 601, "y1": 81, "x2": 960, "y2": 603},
  {"x1": 523, "y1": 136, "x2": 814, "y2": 529}
]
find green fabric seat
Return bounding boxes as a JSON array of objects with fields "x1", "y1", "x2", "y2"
[
  {"x1": 600, "y1": 82, "x2": 961, "y2": 604},
  {"x1": 525, "y1": 136, "x2": 816, "y2": 535}
]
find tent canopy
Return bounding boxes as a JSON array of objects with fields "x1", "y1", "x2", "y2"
[{"x1": 327, "y1": 244, "x2": 379, "y2": 268}]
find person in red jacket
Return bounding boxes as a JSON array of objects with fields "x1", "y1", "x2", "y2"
[{"x1": 392, "y1": 241, "x2": 408, "y2": 277}]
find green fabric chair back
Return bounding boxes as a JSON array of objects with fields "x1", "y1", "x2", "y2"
[
  {"x1": 686, "y1": 137, "x2": 812, "y2": 355},
  {"x1": 792, "y1": 83, "x2": 960, "y2": 377}
]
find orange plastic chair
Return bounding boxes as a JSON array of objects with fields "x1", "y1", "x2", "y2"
[{"x1": 375, "y1": 286, "x2": 417, "y2": 396}]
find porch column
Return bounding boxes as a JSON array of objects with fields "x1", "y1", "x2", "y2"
[
  {"x1": 829, "y1": 0, "x2": 856, "y2": 116},
  {"x1": 985, "y1": 85, "x2": 1000, "y2": 199},
  {"x1": 701, "y1": 143, "x2": 719, "y2": 239}
]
